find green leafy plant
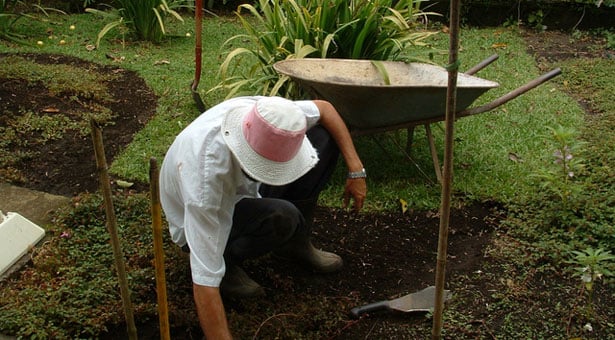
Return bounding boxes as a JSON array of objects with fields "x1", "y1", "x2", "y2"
[
  {"x1": 86, "y1": 0, "x2": 188, "y2": 46},
  {"x1": 527, "y1": 9, "x2": 546, "y2": 31},
  {"x1": 599, "y1": 28, "x2": 615, "y2": 49},
  {"x1": 530, "y1": 125, "x2": 587, "y2": 226},
  {"x1": 567, "y1": 247, "x2": 615, "y2": 319},
  {"x1": 214, "y1": 0, "x2": 439, "y2": 99}
]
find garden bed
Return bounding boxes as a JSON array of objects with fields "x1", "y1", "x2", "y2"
[{"x1": 0, "y1": 27, "x2": 613, "y2": 339}]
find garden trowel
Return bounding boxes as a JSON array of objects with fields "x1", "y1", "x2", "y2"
[{"x1": 350, "y1": 286, "x2": 451, "y2": 319}]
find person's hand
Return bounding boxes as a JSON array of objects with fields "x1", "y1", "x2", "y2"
[{"x1": 343, "y1": 178, "x2": 367, "y2": 212}]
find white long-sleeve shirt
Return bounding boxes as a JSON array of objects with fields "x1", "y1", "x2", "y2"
[{"x1": 159, "y1": 96, "x2": 320, "y2": 287}]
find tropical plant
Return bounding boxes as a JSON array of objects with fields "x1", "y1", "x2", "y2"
[
  {"x1": 86, "y1": 0, "x2": 189, "y2": 46},
  {"x1": 214, "y1": 0, "x2": 440, "y2": 99}
]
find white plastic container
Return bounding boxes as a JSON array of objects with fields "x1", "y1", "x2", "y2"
[{"x1": 0, "y1": 211, "x2": 45, "y2": 276}]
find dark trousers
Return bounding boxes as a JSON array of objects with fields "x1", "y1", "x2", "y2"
[{"x1": 224, "y1": 125, "x2": 339, "y2": 264}]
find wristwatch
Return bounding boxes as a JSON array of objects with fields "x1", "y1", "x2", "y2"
[{"x1": 347, "y1": 168, "x2": 367, "y2": 179}]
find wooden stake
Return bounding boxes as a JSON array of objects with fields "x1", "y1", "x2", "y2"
[
  {"x1": 432, "y1": 0, "x2": 461, "y2": 339},
  {"x1": 149, "y1": 158, "x2": 171, "y2": 340},
  {"x1": 191, "y1": 0, "x2": 206, "y2": 112},
  {"x1": 90, "y1": 119, "x2": 138, "y2": 340}
]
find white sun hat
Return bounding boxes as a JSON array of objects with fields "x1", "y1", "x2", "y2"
[{"x1": 222, "y1": 97, "x2": 319, "y2": 186}]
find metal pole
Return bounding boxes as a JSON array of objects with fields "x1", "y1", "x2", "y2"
[
  {"x1": 432, "y1": 0, "x2": 461, "y2": 339},
  {"x1": 149, "y1": 158, "x2": 171, "y2": 340},
  {"x1": 90, "y1": 119, "x2": 138, "y2": 340}
]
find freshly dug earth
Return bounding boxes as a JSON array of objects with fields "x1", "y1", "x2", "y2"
[
  {"x1": 1, "y1": 29, "x2": 612, "y2": 338},
  {"x1": 225, "y1": 203, "x2": 501, "y2": 339}
]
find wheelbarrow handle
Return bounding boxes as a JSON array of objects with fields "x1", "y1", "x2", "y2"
[
  {"x1": 464, "y1": 54, "x2": 499, "y2": 76},
  {"x1": 458, "y1": 67, "x2": 562, "y2": 118}
]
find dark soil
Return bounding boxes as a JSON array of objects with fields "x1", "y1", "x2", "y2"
[
  {"x1": 0, "y1": 52, "x2": 157, "y2": 196},
  {"x1": 521, "y1": 28, "x2": 613, "y2": 65},
  {"x1": 241, "y1": 202, "x2": 502, "y2": 339},
  {"x1": 1, "y1": 28, "x2": 612, "y2": 339}
]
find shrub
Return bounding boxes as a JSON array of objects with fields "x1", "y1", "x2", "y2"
[{"x1": 214, "y1": 0, "x2": 440, "y2": 99}]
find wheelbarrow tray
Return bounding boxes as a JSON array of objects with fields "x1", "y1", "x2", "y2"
[{"x1": 274, "y1": 58, "x2": 499, "y2": 130}]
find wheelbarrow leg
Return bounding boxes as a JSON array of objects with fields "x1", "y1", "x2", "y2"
[
  {"x1": 424, "y1": 124, "x2": 442, "y2": 183},
  {"x1": 405, "y1": 126, "x2": 415, "y2": 155}
]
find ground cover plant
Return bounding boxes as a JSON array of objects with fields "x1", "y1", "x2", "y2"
[{"x1": 0, "y1": 3, "x2": 614, "y2": 339}]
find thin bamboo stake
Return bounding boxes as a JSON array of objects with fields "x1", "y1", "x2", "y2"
[
  {"x1": 432, "y1": 0, "x2": 461, "y2": 339},
  {"x1": 90, "y1": 119, "x2": 138, "y2": 340},
  {"x1": 149, "y1": 158, "x2": 170, "y2": 340}
]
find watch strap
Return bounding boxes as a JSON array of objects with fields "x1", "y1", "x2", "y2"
[{"x1": 347, "y1": 168, "x2": 367, "y2": 179}]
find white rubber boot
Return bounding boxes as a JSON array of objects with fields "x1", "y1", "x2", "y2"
[{"x1": 277, "y1": 240, "x2": 343, "y2": 273}]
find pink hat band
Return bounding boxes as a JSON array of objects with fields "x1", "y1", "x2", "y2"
[{"x1": 242, "y1": 104, "x2": 307, "y2": 163}]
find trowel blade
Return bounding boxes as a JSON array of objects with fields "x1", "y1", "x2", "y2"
[
  {"x1": 388, "y1": 285, "x2": 450, "y2": 312},
  {"x1": 350, "y1": 286, "x2": 451, "y2": 318}
]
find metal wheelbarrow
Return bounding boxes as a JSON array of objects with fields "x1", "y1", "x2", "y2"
[{"x1": 274, "y1": 56, "x2": 561, "y2": 181}]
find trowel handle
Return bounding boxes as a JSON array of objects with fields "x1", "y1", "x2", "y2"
[{"x1": 350, "y1": 300, "x2": 390, "y2": 319}]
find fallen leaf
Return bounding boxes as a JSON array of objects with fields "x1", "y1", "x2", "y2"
[
  {"x1": 106, "y1": 53, "x2": 125, "y2": 62},
  {"x1": 42, "y1": 107, "x2": 60, "y2": 113},
  {"x1": 426, "y1": 210, "x2": 440, "y2": 219},
  {"x1": 85, "y1": 44, "x2": 96, "y2": 51},
  {"x1": 399, "y1": 198, "x2": 408, "y2": 214},
  {"x1": 116, "y1": 180, "x2": 134, "y2": 188},
  {"x1": 154, "y1": 59, "x2": 170, "y2": 65},
  {"x1": 508, "y1": 152, "x2": 523, "y2": 163},
  {"x1": 491, "y1": 43, "x2": 508, "y2": 49}
]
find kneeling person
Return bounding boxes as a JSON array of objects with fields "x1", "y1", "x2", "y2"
[{"x1": 160, "y1": 96, "x2": 367, "y2": 338}]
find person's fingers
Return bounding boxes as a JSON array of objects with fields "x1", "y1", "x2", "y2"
[
  {"x1": 355, "y1": 196, "x2": 365, "y2": 211},
  {"x1": 343, "y1": 178, "x2": 367, "y2": 211},
  {"x1": 342, "y1": 190, "x2": 351, "y2": 208}
]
